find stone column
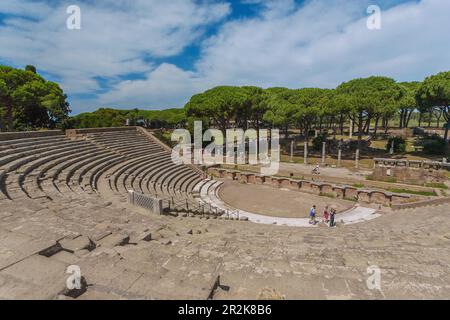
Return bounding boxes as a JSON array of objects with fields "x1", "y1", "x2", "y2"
[
  {"x1": 322, "y1": 142, "x2": 326, "y2": 165},
  {"x1": 349, "y1": 120, "x2": 353, "y2": 139},
  {"x1": 304, "y1": 142, "x2": 308, "y2": 165},
  {"x1": 390, "y1": 140, "x2": 394, "y2": 155},
  {"x1": 338, "y1": 148, "x2": 342, "y2": 167},
  {"x1": 290, "y1": 140, "x2": 294, "y2": 163},
  {"x1": 355, "y1": 149, "x2": 360, "y2": 169}
]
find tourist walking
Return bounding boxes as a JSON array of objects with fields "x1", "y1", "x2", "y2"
[
  {"x1": 312, "y1": 163, "x2": 320, "y2": 175},
  {"x1": 323, "y1": 206, "x2": 330, "y2": 224},
  {"x1": 309, "y1": 205, "x2": 317, "y2": 225},
  {"x1": 329, "y1": 208, "x2": 336, "y2": 227}
]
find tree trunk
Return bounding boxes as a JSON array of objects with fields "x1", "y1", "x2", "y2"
[
  {"x1": 362, "y1": 117, "x2": 370, "y2": 133},
  {"x1": 403, "y1": 110, "x2": 409, "y2": 128},
  {"x1": 383, "y1": 116, "x2": 389, "y2": 134},
  {"x1": 339, "y1": 114, "x2": 344, "y2": 135},
  {"x1": 444, "y1": 123, "x2": 449, "y2": 156},
  {"x1": 5, "y1": 105, "x2": 13, "y2": 132},
  {"x1": 374, "y1": 117, "x2": 380, "y2": 136},
  {"x1": 358, "y1": 112, "x2": 363, "y2": 150},
  {"x1": 319, "y1": 117, "x2": 323, "y2": 134},
  {"x1": 443, "y1": 108, "x2": 450, "y2": 155},
  {"x1": 366, "y1": 116, "x2": 371, "y2": 134},
  {"x1": 405, "y1": 110, "x2": 413, "y2": 128},
  {"x1": 399, "y1": 109, "x2": 405, "y2": 128},
  {"x1": 256, "y1": 121, "x2": 260, "y2": 160}
]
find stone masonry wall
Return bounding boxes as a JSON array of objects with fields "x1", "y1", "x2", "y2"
[{"x1": 208, "y1": 168, "x2": 411, "y2": 207}]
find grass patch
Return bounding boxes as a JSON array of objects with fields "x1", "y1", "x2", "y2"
[
  {"x1": 352, "y1": 183, "x2": 365, "y2": 188},
  {"x1": 386, "y1": 188, "x2": 438, "y2": 197},
  {"x1": 425, "y1": 183, "x2": 449, "y2": 189},
  {"x1": 320, "y1": 192, "x2": 336, "y2": 199},
  {"x1": 367, "y1": 176, "x2": 397, "y2": 183}
]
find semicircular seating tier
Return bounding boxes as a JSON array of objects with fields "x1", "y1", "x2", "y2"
[{"x1": 0, "y1": 127, "x2": 221, "y2": 217}]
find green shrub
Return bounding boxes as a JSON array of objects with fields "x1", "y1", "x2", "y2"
[
  {"x1": 386, "y1": 136, "x2": 406, "y2": 153},
  {"x1": 153, "y1": 130, "x2": 175, "y2": 147},
  {"x1": 312, "y1": 133, "x2": 327, "y2": 151},
  {"x1": 418, "y1": 134, "x2": 447, "y2": 155},
  {"x1": 423, "y1": 140, "x2": 446, "y2": 155}
]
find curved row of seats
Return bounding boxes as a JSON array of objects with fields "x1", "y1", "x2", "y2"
[{"x1": 0, "y1": 128, "x2": 222, "y2": 216}]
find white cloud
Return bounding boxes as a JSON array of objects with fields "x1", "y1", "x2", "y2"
[
  {"x1": 1, "y1": 0, "x2": 449, "y2": 112},
  {"x1": 195, "y1": 0, "x2": 450, "y2": 87},
  {"x1": 97, "y1": 63, "x2": 210, "y2": 109},
  {"x1": 102, "y1": 0, "x2": 450, "y2": 110},
  {"x1": 0, "y1": 0, "x2": 230, "y2": 94}
]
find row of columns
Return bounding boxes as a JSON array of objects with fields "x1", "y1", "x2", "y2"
[
  {"x1": 290, "y1": 141, "x2": 360, "y2": 168},
  {"x1": 292, "y1": 120, "x2": 357, "y2": 167}
]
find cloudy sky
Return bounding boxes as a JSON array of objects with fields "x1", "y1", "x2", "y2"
[{"x1": 0, "y1": 0, "x2": 449, "y2": 114}]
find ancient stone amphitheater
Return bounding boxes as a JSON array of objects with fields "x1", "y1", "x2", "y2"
[{"x1": 1, "y1": 127, "x2": 450, "y2": 300}]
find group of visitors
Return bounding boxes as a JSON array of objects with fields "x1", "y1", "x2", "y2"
[{"x1": 309, "y1": 205, "x2": 336, "y2": 227}]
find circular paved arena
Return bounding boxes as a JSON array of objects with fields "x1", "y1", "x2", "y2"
[{"x1": 218, "y1": 180, "x2": 355, "y2": 218}]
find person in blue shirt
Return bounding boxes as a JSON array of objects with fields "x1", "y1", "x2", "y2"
[{"x1": 309, "y1": 205, "x2": 316, "y2": 225}]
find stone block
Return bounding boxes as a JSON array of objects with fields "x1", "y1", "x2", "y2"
[
  {"x1": 279, "y1": 179, "x2": 291, "y2": 188},
  {"x1": 289, "y1": 180, "x2": 301, "y2": 190},
  {"x1": 370, "y1": 191, "x2": 391, "y2": 206},
  {"x1": 300, "y1": 181, "x2": 312, "y2": 192},
  {"x1": 344, "y1": 187, "x2": 358, "y2": 200},
  {"x1": 255, "y1": 176, "x2": 265, "y2": 184},
  {"x1": 320, "y1": 184, "x2": 334, "y2": 195},
  {"x1": 357, "y1": 191, "x2": 370, "y2": 203},
  {"x1": 59, "y1": 235, "x2": 95, "y2": 253},
  {"x1": 0, "y1": 255, "x2": 68, "y2": 299},
  {"x1": 97, "y1": 233, "x2": 130, "y2": 248},
  {"x1": 247, "y1": 174, "x2": 256, "y2": 184}
]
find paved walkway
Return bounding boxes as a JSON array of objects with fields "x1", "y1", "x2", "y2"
[{"x1": 224, "y1": 205, "x2": 378, "y2": 228}]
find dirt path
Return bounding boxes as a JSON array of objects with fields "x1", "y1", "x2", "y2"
[{"x1": 279, "y1": 162, "x2": 372, "y2": 181}]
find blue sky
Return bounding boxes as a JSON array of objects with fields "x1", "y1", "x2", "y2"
[{"x1": 0, "y1": 0, "x2": 448, "y2": 115}]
